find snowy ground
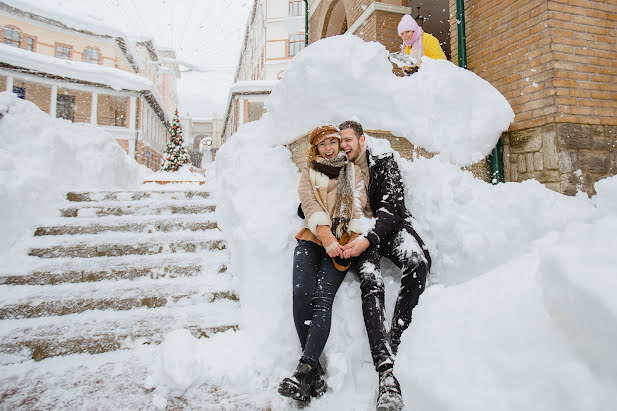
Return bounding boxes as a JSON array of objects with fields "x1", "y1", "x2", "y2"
[{"x1": 2, "y1": 35, "x2": 617, "y2": 410}]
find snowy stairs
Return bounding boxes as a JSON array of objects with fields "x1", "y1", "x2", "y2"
[{"x1": 0, "y1": 189, "x2": 239, "y2": 365}]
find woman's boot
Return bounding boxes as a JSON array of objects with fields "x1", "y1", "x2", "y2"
[{"x1": 278, "y1": 362, "x2": 314, "y2": 403}]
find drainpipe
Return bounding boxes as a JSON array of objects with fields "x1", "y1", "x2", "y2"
[
  {"x1": 303, "y1": 0, "x2": 309, "y2": 46},
  {"x1": 456, "y1": 0, "x2": 503, "y2": 183}
]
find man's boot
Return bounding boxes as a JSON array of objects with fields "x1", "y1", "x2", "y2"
[
  {"x1": 311, "y1": 361, "x2": 328, "y2": 398},
  {"x1": 376, "y1": 367, "x2": 403, "y2": 411},
  {"x1": 278, "y1": 362, "x2": 314, "y2": 403}
]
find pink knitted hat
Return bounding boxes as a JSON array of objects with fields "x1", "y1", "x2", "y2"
[{"x1": 397, "y1": 14, "x2": 419, "y2": 35}]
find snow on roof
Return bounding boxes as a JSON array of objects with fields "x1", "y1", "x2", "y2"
[
  {"x1": 0, "y1": 43, "x2": 153, "y2": 91},
  {"x1": 1, "y1": 0, "x2": 126, "y2": 38},
  {"x1": 229, "y1": 80, "x2": 278, "y2": 94}
]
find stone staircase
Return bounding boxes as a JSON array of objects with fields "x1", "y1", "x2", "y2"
[{"x1": 0, "y1": 189, "x2": 238, "y2": 365}]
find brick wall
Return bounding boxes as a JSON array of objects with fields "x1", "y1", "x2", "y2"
[{"x1": 134, "y1": 140, "x2": 163, "y2": 172}]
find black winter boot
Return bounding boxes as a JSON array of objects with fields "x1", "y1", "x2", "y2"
[
  {"x1": 311, "y1": 362, "x2": 328, "y2": 398},
  {"x1": 376, "y1": 368, "x2": 403, "y2": 411},
  {"x1": 278, "y1": 362, "x2": 314, "y2": 403}
]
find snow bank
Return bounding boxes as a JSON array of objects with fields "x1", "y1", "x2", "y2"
[
  {"x1": 147, "y1": 36, "x2": 616, "y2": 410},
  {"x1": 266, "y1": 35, "x2": 514, "y2": 165},
  {"x1": 0, "y1": 92, "x2": 142, "y2": 256}
]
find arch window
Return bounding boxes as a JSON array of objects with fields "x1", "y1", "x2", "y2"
[
  {"x1": 3, "y1": 28, "x2": 20, "y2": 47},
  {"x1": 85, "y1": 47, "x2": 100, "y2": 64}
]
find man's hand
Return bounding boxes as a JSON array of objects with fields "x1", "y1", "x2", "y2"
[
  {"x1": 342, "y1": 237, "x2": 370, "y2": 258},
  {"x1": 325, "y1": 241, "x2": 344, "y2": 257}
]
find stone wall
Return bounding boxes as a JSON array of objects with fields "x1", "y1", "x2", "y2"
[{"x1": 502, "y1": 123, "x2": 617, "y2": 195}]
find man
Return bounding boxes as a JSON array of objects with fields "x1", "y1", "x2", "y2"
[{"x1": 339, "y1": 120, "x2": 431, "y2": 411}]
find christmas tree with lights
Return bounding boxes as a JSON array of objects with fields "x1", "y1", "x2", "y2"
[{"x1": 160, "y1": 109, "x2": 191, "y2": 172}]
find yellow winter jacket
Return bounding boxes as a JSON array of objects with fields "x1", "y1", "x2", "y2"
[{"x1": 403, "y1": 33, "x2": 446, "y2": 60}]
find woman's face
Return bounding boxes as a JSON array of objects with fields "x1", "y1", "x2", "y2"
[
  {"x1": 400, "y1": 29, "x2": 414, "y2": 43},
  {"x1": 317, "y1": 137, "x2": 340, "y2": 160}
]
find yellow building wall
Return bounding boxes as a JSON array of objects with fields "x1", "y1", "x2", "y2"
[
  {"x1": 0, "y1": 14, "x2": 131, "y2": 71},
  {"x1": 13, "y1": 78, "x2": 52, "y2": 113}
]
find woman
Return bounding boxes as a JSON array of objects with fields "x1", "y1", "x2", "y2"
[
  {"x1": 278, "y1": 125, "x2": 367, "y2": 403},
  {"x1": 397, "y1": 14, "x2": 446, "y2": 75}
]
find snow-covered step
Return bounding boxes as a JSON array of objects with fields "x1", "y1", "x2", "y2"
[
  {"x1": 66, "y1": 190, "x2": 211, "y2": 202},
  {"x1": 0, "y1": 347, "x2": 258, "y2": 410},
  {"x1": 34, "y1": 218, "x2": 218, "y2": 236},
  {"x1": 0, "y1": 299, "x2": 239, "y2": 363},
  {"x1": 0, "y1": 274, "x2": 238, "y2": 319},
  {"x1": 60, "y1": 201, "x2": 216, "y2": 218},
  {"x1": 0, "y1": 254, "x2": 228, "y2": 286},
  {"x1": 28, "y1": 238, "x2": 226, "y2": 258}
]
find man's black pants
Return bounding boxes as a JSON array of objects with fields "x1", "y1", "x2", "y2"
[{"x1": 352, "y1": 223, "x2": 431, "y2": 371}]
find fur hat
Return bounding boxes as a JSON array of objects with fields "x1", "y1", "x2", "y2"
[
  {"x1": 398, "y1": 14, "x2": 419, "y2": 35},
  {"x1": 309, "y1": 125, "x2": 341, "y2": 146}
]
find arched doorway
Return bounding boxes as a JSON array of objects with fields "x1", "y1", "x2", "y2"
[{"x1": 322, "y1": 0, "x2": 348, "y2": 39}]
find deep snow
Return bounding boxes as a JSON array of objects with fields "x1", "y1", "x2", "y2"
[
  {"x1": 0, "y1": 92, "x2": 143, "y2": 256},
  {"x1": 146, "y1": 36, "x2": 617, "y2": 410}
]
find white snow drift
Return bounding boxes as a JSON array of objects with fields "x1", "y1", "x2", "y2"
[
  {"x1": 151, "y1": 36, "x2": 616, "y2": 410},
  {"x1": 0, "y1": 92, "x2": 142, "y2": 256}
]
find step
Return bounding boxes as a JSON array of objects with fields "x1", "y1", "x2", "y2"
[
  {"x1": 34, "y1": 219, "x2": 218, "y2": 236},
  {"x1": 0, "y1": 300, "x2": 240, "y2": 363},
  {"x1": 0, "y1": 252, "x2": 228, "y2": 285},
  {"x1": 66, "y1": 190, "x2": 211, "y2": 202},
  {"x1": 60, "y1": 201, "x2": 216, "y2": 218},
  {"x1": 0, "y1": 274, "x2": 238, "y2": 319},
  {"x1": 28, "y1": 239, "x2": 226, "y2": 258},
  {"x1": 0, "y1": 348, "x2": 260, "y2": 410}
]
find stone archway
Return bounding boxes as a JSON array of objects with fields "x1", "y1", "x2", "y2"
[{"x1": 321, "y1": 0, "x2": 348, "y2": 39}]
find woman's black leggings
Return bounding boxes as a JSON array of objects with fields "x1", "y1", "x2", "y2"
[{"x1": 292, "y1": 240, "x2": 347, "y2": 368}]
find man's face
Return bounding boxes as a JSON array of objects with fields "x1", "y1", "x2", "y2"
[{"x1": 340, "y1": 128, "x2": 365, "y2": 162}]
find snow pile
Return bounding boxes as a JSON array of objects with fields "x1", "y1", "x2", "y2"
[
  {"x1": 146, "y1": 36, "x2": 617, "y2": 410},
  {"x1": 266, "y1": 35, "x2": 514, "y2": 165},
  {"x1": 0, "y1": 92, "x2": 142, "y2": 255}
]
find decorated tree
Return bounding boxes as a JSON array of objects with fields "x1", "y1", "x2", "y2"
[{"x1": 160, "y1": 109, "x2": 191, "y2": 172}]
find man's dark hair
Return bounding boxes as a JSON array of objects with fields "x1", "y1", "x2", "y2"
[{"x1": 339, "y1": 120, "x2": 363, "y2": 137}]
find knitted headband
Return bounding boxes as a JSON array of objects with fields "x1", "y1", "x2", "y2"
[{"x1": 309, "y1": 125, "x2": 341, "y2": 146}]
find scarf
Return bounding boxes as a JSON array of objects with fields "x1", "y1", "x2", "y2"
[{"x1": 311, "y1": 151, "x2": 355, "y2": 239}]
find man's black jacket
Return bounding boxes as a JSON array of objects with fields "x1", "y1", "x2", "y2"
[{"x1": 364, "y1": 149, "x2": 413, "y2": 247}]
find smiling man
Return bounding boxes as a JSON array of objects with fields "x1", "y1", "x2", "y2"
[{"x1": 339, "y1": 120, "x2": 432, "y2": 411}]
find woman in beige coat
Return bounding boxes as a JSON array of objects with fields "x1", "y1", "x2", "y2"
[{"x1": 278, "y1": 125, "x2": 367, "y2": 404}]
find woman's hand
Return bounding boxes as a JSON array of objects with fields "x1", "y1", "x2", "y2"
[{"x1": 325, "y1": 241, "x2": 344, "y2": 257}]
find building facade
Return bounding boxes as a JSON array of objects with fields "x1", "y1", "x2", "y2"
[
  {"x1": 0, "y1": 2, "x2": 181, "y2": 171},
  {"x1": 307, "y1": 0, "x2": 616, "y2": 195},
  {"x1": 221, "y1": 0, "x2": 306, "y2": 144}
]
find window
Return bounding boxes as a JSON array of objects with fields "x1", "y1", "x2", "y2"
[
  {"x1": 3, "y1": 28, "x2": 20, "y2": 47},
  {"x1": 57, "y1": 94, "x2": 75, "y2": 121},
  {"x1": 289, "y1": 33, "x2": 304, "y2": 57},
  {"x1": 289, "y1": 0, "x2": 303, "y2": 16},
  {"x1": 85, "y1": 47, "x2": 100, "y2": 64},
  {"x1": 55, "y1": 45, "x2": 71, "y2": 59},
  {"x1": 24, "y1": 37, "x2": 34, "y2": 51}
]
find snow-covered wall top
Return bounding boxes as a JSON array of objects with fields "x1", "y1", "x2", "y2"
[
  {"x1": 265, "y1": 36, "x2": 514, "y2": 166},
  {"x1": 0, "y1": 44, "x2": 153, "y2": 91}
]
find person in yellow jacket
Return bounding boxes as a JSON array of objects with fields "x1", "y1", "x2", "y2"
[{"x1": 397, "y1": 14, "x2": 446, "y2": 75}]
